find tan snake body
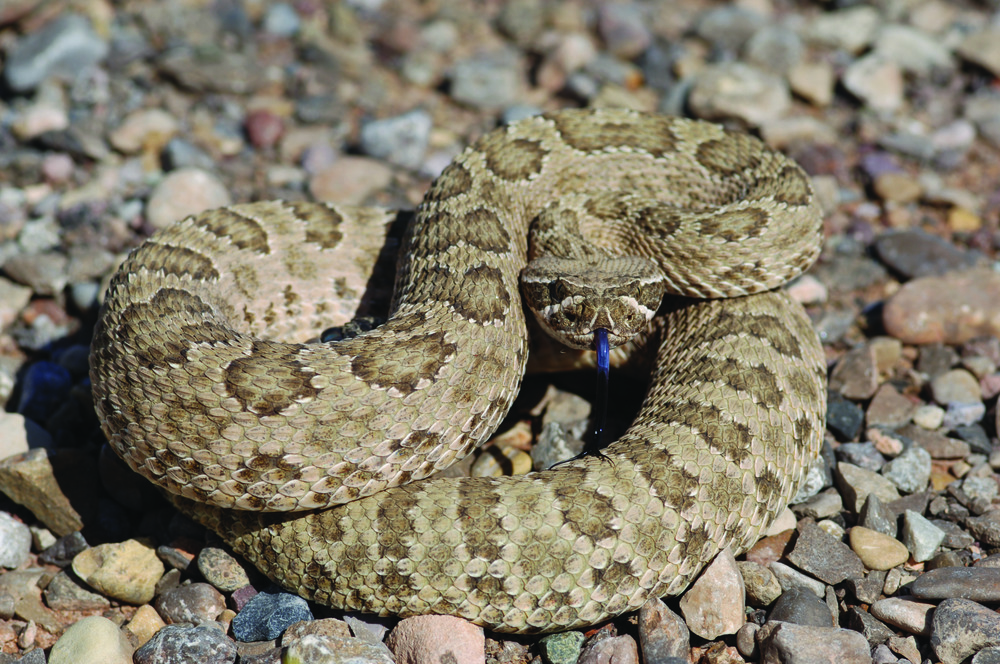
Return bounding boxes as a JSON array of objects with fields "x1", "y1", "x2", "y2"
[{"x1": 89, "y1": 108, "x2": 827, "y2": 633}]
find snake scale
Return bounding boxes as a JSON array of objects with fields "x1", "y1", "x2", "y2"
[{"x1": 90, "y1": 108, "x2": 827, "y2": 633}]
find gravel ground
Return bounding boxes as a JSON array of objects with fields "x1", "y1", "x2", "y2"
[{"x1": 2, "y1": 0, "x2": 1000, "y2": 663}]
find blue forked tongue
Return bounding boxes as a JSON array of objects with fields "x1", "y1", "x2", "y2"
[{"x1": 594, "y1": 328, "x2": 609, "y2": 449}]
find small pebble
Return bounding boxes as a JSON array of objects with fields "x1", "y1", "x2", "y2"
[
  {"x1": 72, "y1": 539, "x2": 164, "y2": 604},
  {"x1": 911, "y1": 567, "x2": 1000, "y2": 603},
  {"x1": 677, "y1": 548, "x2": 744, "y2": 639},
  {"x1": 756, "y1": 621, "x2": 872, "y2": 663},
  {"x1": 133, "y1": 624, "x2": 236, "y2": 664},
  {"x1": 47, "y1": 615, "x2": 132, "y2": 664},
  {"x1": 900, "y1": 509, "x2": 945, "y2": 563},
  {"x1": 197, "y1": 547, "x2": 250, "y2": 592},
  {"x1": 849, "y1": 527, "x2": 909, "y2": 571},
  {"x1": 145, "y1": 169, "x2": 232, "y2": 230},
  {"x1": 0, "y1": 512, "x2": 31, "y2": 569},
  {"x1": 155, "y1": 583, "x2": 226, "y2": 625},
  {"x1": 230, "y1": 590, "x2": 313, "y2": 642},
  {"x1": 385, "y1": 616, "x2": 485, "y2": 664},
  {"x1": 931, "y1": 598, "x2": 1000, "y2": 664},
  {"x1": 768, "y1": 587, "x2": 833, "y2": 628}
]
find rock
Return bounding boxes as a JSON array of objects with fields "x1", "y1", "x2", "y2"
[
  {"x1": 262, "y1": 3, "x2": 300, "y2": 37},
  {"x1": 359, "y1": 110, "x2": 432, "y2": 171},
  {"x1": 836, "y1": 442, "x2": 885, "y2": 473},
  {"x1": 931, "y1": 368, "x2": 982, "y2": 405},
  {"x1": 197, "y1": 547, "x2": 249, "y2": 592},
  {"x1": 874, "y1": 24, "x2": 954, "y2": 75},
  {"x1": 787, "y1": 61, "x2": 835, "y2": 107},
  {"x1": 678, "y1": 547, "x2": 744, "y2": 639},
  {"x1": 638, "y1": 596, "x2": 690, "y2": 662},
  {"x1": 897, "y1": 424, "x2": 970, "y2": 459},
  {"x1": 943, "y1": 401, "x2": 986, "y2": 429},
  {"x1": 829, "y1": 345, "x2": 878, "y2": 400},
  {"x1": 688, "y1": 62, "x2": 790, "y2": 126},
  {"x1": 3, "y1": 251, "x2": 68, "y2": 296},
  {"x1": 597, "y1": 3, "x2": 650, "y2": 60},
  {"x1": 145, "y1": 168, "x2": 232, "y2": 230},
  {"x1": 912, "y1": 404, "x2": 945, "y2": 430},
  {"x1": 133, "y1": 624, "x2": 236, "y2": 664},
  {"x1": 3, "y1": 14, "x2": 109, "y2": 92},
  {"x1": 231, "y1": 590, "x2": 313, "y2": 642},
  {"x1": 793, "y1": 489, "x2": 843, "y2": 521},
  {"x1": 911, "y1": 567, "x2": 1000, "y2": 603},
  {"x1": 845, "y1": 606, "x2": 894, "y2": 646},
  {"x1": 736, "y1": 622, "x2": 759, "y2": 659},
  {"x1": 158, "y1": 50, "x2": 262, "y2": 95},
  {"x1": 836, "y1": 462, "x2": 901, "y2": 512},
  {"x1": 0, "y1": 512, "x2": 31, "y2": 569},
  {"x1": 788, "y1": 523, "x2": 864, "y2": 585},
  {"x1": 577, "y1": 634, "x2": 638, "y2": 664},
  {"x1": 738, "y1": 561, "x2": 782, "y2": 607},
  {"x1": 309, "y1": 157, "x2": 393, "y2": 205},
  {"x1": 859, "y1": 494, "x2": 897, "y2": 537},
  {"x1": 386, "y1": 615, "x2": 485, "y2": 664},
  {"x1": 744, "y1": 25, "x2": 803, "y2": 76},
  {"x1": 155, "y1": 583, "x2": 226, "y2": 625},
  {"x1": 849, "y1": 526, "x2": 909, "y2": 571},
  {"x1": 756, "y1": 621, "x2": 872, "y2": 664},
  {"x1": 769, "y1": 561, "x2": 826, "y2": 598},
  {"x1": 873, "y1": 171, "x2": 923, "y2": 204},
  {"x1": 874, "y1": 229, "x2": 979, "y2": 280},
  {"x1": 881, "y1": 446, "x2": 931, "y2": 494},
  {"x1": 865, "y1": 384, "x2": 916, "y2": 429},
  {"x1": 123, "y1": 604, "x2": 166, "y2": 648},
  {"x1": 884, "y1": 269, "x2": 1000, "y2": 345},
  {"x1": 806, "y1": 5, "x2": 881, "y2": 54},
  {"x1": 845, "y1": 569, "x2": 888, "y2": 605},
  {"x1": 450, "y1": 51, "x2": 524, "y2": 109},
  {"x1": 966, "y1": 510, "x2": 1000, "y2": 547},
  {"x1": 870, "y1": 597, "x2": 935, "y2": 636},
  {"x1": 43, "y1": 570, "x2": 110, "y2": 611},
  {"x1": 826, "y1": 394, "x2": 865, "y2": 441},
  {"x1": 244, "y1": 109, "x2": 285, "y2": 150},
  {"x1": 931, "y1": 598, "x2": 1000, "y2": 664},
  {"x1": 0, "y1": 448, "x2": 83, "y2": 536},
  {"x1": 956, "y1": 28, "x2": 1000, "y2": 78},
  {"x1": 769, "y1": 587, "x2": 833, "y2": 627},
  {"x1": 842, "y1": 55, "x2": 904, "y2": 112},
  {"x1": 108, "y1": 108, "x2": 180, "y2": 154},
  {"x1": 538, "y1": 631, "x2": 586, "y2": 664},
  {"x1": 48, "y1": 616, "x2": 133, "y2": 664},
  {"x1": 900, "y1": 510, "x2": 945, "y2": 563},
  {"x1": 72, "y1": 539, "x2": 164, "y2": 604},
  {"x1": 283, "y1": 633, "x2": 394, "y2": 664}
]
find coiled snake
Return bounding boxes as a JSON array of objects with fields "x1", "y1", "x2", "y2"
[{"x1": 90, "y1": 108, "x2": 826, "y2": 633}]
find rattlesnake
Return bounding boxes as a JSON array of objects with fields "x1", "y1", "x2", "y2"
[{"x1": 90, "y1": 108, "x2": 827, "y2": 633}]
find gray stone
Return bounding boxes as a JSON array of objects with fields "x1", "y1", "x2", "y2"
[
  {"x1": 688, "y1": 62, "x2": 790, "y2": 126},
  {"x1": 900, "y1": 510, "x2": 945, "y2": 563},
  {"x1": 836, "y1": 462, "x2": 901, "y2": 512},
  {"x1": 932, "y1": 598, "x2": 1000, "y2": 664},
  {"x1": 788, "y1": 523, "x2": 864, "y2": 585},
  {"x1": 0, "y1": 511, "x2": 31, "y2": 569},
  {"x1": 359, "y1": 110, "x2": 432, "y2": 171},
  {"x1": 769, "y1": 587, "x2": 834, "y2": 628},
  {"x1": 836, "y1": 442, "x2": 885, "y2": 472},
  {"x1": 757, "y1": 621, "x2": 872, "y2": 664},
  {"x1": 450, "y1": 52, "x2": 524, "y2": 109},
  {"x1": 859, "y1": 493, "x2": 897, "y2": 537},
  {"x1": 911, "y1": 567, "x2": 1000, "y2": 603},
  {"x1": 881, "y1": 446, "x2": 931, "y2": 494},
  {"x1": 4, "y1": 15, "x2": 109, "y2": 92},
  {"x1": 134, "y1": 624, "x2": 235, "y2": 664}
]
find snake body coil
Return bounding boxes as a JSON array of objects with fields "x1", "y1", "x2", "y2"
[{"x1": 90, "y1": 109, "x2": 826, "y2": 633}]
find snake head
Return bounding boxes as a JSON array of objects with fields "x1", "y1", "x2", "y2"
[{"x1": 521, "y1": 255, "x2": 666, "y2": 350}]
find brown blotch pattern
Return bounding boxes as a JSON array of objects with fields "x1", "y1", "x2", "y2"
[
  {"x1": 551, "y1": 112, "x2": 679, "y2": 157},
  {"x1": 661, "y1": 399, "x2": 753, "y2": 466},
  {"x1": 698, "y1": 208, "x2": 770, "y2": 241},
  {"x1": 695, "y1": 131, "x2": 765, "y2": 176},
  {"x1": 223, "y1": 340, "x2": 320, "y2": 417},
  {"x1": 443, "y1": 264, "x2": 510, "y2": 323},
  {"x1": 192, "y1": 207, "x2": 270, "y2": 254},
  {"x1": 480, "y1": 135, "x2": 548, "y2": 181},
  {"x1": 117, "y1": 288, "x2": 217, "y2": 368},
  {"x1": 287, "y1": 201, "x2": 345, "y2": 250},
  {"x1": 345, "y1": 331, "x2": 457, "y2": 394},
  {"x1": 420, "y1": 206, "x2": 511, "y2": 254},
  {"x1": 425, "y1": 162, "x2": 473, "y2": 201},
  {"x1": 772, "y1": 166, "x2": 814, "y2": 207},
  {"x1": 709, "y1": 310, "x2": 803, "y2": 359},
  {"x1": 130, "y1": 242, "x2": 220, "y2": 282},
  {"x1": 682, "y1": 355, "x2": 783, "y2": 409}
]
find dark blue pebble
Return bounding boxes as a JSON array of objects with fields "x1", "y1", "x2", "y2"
[
  {"x1": 231, "y1": 590, "x2": 313, "y2": 642},
  {"x1": 17, "y1": 360, "x2": 72, "y2": 425}
]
